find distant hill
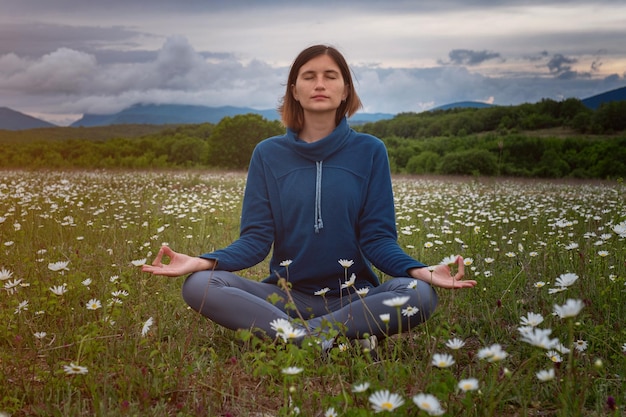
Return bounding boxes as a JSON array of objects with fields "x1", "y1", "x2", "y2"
[
  {"x1": 0, "y1": 107, "x2": 57, "y2": 130},
  {"x1": 581, "y1": 86, "x2": 626, "y2": 110},
  {"x1": 71, "y1": 104, "x2": 282, "y2": 127},
  {"x1": 70, "y1": 103, "x2": 394, "y2": 127},
  {"x1": 429, "y1": 101, "x2": 495, "y2": 111}
]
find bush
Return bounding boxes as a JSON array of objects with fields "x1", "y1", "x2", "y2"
[{"x1": 438, "y1": 149, "x2": 498, "y2": 176}]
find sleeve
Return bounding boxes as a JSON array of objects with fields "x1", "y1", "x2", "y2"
[
  {"x1": 199, "y1": 144, "x2": 275, "y2": 271},
  {"x1": 358, "y1": 141, "x2": 426, "y2": 276}
]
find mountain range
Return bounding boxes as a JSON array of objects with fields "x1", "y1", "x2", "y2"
[{"x1": 2, "y1": 86, "x2": 625, "y2": 131}]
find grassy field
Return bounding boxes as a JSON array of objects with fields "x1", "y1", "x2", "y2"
[{"x1": 1, "y1": 170, "x2": 624, "y2": 416}]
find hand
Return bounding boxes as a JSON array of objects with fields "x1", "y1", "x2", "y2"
[
  {"x1": 141, "y1": 245, "x2": 214, "y2": 277},
  {"x1": 410, "y1": 255, "x2": 477, "y2": 289}
]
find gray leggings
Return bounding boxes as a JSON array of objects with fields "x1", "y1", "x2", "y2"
[{"x1": 182, "y1": 270, "x2": 438, "y2": 340}]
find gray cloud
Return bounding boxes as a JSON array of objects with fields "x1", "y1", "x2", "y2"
[
  {"x1": 443, "y1": 49, "x2": 503, "y2": 66},
  {"x1": 1, "y1": 0, "x2": 625, "y2": 124}
]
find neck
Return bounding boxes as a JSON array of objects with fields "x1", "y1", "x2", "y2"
[{"x1": 298, "y1": 112, "x2": 337, "y2": 143}]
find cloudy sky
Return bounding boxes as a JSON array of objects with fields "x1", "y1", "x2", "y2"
[{"x1": 1, "y1": 0, "x2": 626, "y2": 125}]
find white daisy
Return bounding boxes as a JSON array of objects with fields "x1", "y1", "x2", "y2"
[
  {"x1": 536, "y1": 369, "x2": 555, "y2": 382},
  {"x1": 382, "y1": 296, "x2": 410, "y2": 308},
  {"x1": 369, "y1": 389, "x2": 405, "y2": 413},
  {"x1": 412, "y1": 393, "x2": 445, "y2": 416},
  {"x1": 553, "y1": 299, "x2": 584, "y2": 319}
]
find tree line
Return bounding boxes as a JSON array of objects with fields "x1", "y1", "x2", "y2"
[{"x1": 0, "y1": 99, "x2": 624, "y2": 179}]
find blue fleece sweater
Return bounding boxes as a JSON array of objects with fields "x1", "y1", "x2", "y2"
[{"x1": 200, "y1": 117, "x2": 426, "y2": 295}]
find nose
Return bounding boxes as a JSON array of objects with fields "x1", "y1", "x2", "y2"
[{"x1": 314, "y1": 75, "x2": 326, "y2": 89}]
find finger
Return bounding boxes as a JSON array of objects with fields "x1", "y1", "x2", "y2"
[
  {"x1": 151, "y1": 247, "x2": 165, "y2": 267},
  {"x1": 455, "y1": 255, "x2": 465, "y2": 278}
]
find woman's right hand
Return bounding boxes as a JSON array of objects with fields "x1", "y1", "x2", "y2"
[{"x1": 141, "y1": 245, "x2": 214, "y2": 277}]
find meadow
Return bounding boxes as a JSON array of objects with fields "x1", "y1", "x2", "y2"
[{"x1": 0, "y1": 169, "x2": 624, "y2": 416}]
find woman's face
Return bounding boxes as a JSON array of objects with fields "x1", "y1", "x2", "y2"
[{"x1": 292, "y1": 54, "x2": 348, "y2": 117}]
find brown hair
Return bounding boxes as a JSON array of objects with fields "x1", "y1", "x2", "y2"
[{"x1": 278, "y1": 44, "x2": 363, "y2": 132}]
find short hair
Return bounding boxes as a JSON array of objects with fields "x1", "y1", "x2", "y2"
[{"x1": 278, "y1": 44, "x2": 363, "y2": 132}]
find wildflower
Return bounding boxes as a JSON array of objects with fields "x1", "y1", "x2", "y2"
[
  {"x1": 356, "y1": 287, "x2": 370, "y2": 296},
  {"x1": 518, "y1": 327, "x2": 558, "y2": 350},
  {"x1": 553, "y1": 299, "x2": 584, "y2": 319},
  {"x1": 63, "y1": 362, "x2": 88, "y2": 375},
  {"x1": 407, "y1": 280, "x2": 418, "y2": 289},
  {"x1": 86, "y1": 299, "x2": 102, "y2": 310},
  {"x1": 314, "y1": 287, "x2": 330, "y2": 296},
  {"x1": 0, "y1": 267, "x2": 13, "y2": 280},
  {"x1": 458, "y1": 378, "x2": 479, "y2": 392},
  {"x1": 141, "y1": 317, "x2": 154, "y2": 337},
  {"x1": 4, "y1": 278, "x2": 23, "y2": 294},
  {"x1": 131, "y1": 258, "x2": 147, "y2": 267},
  {"x1": 564, "y1": 242, "x2": 579, "y2": 250},
  {"x1": 369, "y1": 389, "x2": 405, "y2": 413},
  {"x1": 612, "y1": 221, "x2": 626, "y2": 237},
  {"x1": 338, "y1": 343, "x2": 349, "y2": 352},
  {"x1": 445, "y1": 337, "x2": 466, "y2": 350},
  {"x1": 484, "y1": 257, "x2": 495, "y2": 264},
  {"x1": 534, "y1": 281, "x2": 546, "y2": 288},
  {"x1": 81, "y1": 278, "x2": 92, "y2": 286},
  {"x1": 279, "y1": 259, "x2": 293, "y2": 267},
  {"x1": 324, "y1": 407, "x2": 338, "y2": 417},
  {"x1": 109, "y1": 275, "x2": 120, "y2": 283},
  {"x1": 574, "y1": 340, "x2": 588, "y2": 352},
  {"x1": 281, "y1": 366, "x2": 303, "y2": 375},
  {"x1": 546, "y1": 350, "x2": 562, "y2": 363},
  {"x1": 477, "y1": 344, "x2": 508, "y2": 362},
  {"x1": 622, "y1": 342, "x2": 626, "y2": 353},
  {"x1": 519, "y1": 312, "x2": 544, "y2": 327},
  {"x1": 352, "y1": 382, "x2": 370, "y2": 393},
  {"x1": 412, "y1": 393, "x2": 445, "y2": 416},
  {"x1": 432, "y1": 353, "x2": 455, "y2": 368},
  {"x1": 108, "y1": 298, "x2": 123, "y2": 306},
  {"x1": 270, "y1": 318, "x2": 306, "y2": 342},
  {"x1": 424, "y1": 241, "x2": 434, "y2": 248},
  {"x1": 505, "y1": 252, "x2": 516, "y2": 258},
  {"x1": 402, "y1": 305, "x2": 419, "y2": 317},
  {"x1": 338, "y1": 259, "x2": 354, "y2": 268},
  {"x1": 379, "y1": 313, "x2": 390, "y2": 323},
  {"x1": 111, "y1": 290, "x2": 129, "y2": 297},
  {"x1": 607, "y1": 396, "x2": 617, "y2": 411},
  {"x1": 14, "y1": 300, "x2": 29, "y2": 314},
  {"x1": 536, "y1": 369, "x2": 555, "y2": 382},
  {"x1": 598, "y1": 250, "x2": 609, "y2": 257},
  {"x1": 341, "y1": 273, "x2": 356, "y2": 289},
  {"x1": 48, "y1": 261, "x2": 69, "y2": 272},
  {"x1": 49, "y1": 284, "x2": 68, "y2": 295},
  {"x1": 34, "y1": 332, "x2": 47, "y2": 339},
  {"x1": 270, "y1": 318, "x2": 292, "y2": 334},
  {"x1": 382, "y1": 296, "x2": 410, "y2": 307},
  {"x1": 439, "y1": 255, "x2": 457, "y2": 265},
  {"x1": 554, "y1": 343, "x2": 571, "y2": 355},
  {"x1": 554, "y1": 272, "x2": 579, "y2": 287},
  {"x1": 529, "y1": 251, "x2": 539, "y2": 257},
  {"x1": 548, "y1": 287, "x2": 567, "y2": 294}
]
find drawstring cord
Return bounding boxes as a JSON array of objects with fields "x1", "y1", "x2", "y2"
[{"x1": 314, "y1": 161, "x2": 324, "y2": 233}]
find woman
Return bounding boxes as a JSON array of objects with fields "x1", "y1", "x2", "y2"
[{"x1": 142, "y1": 45, "x2": 476, "y2": 345}]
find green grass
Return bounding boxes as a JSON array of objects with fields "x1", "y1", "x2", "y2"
[{"x1": 1, "y1": 170, "x2": 624, "y2": 416}]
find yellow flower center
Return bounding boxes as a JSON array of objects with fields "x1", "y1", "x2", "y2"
[{"x1": 381, "y1": 402, "x2": 393, "y2": 410}]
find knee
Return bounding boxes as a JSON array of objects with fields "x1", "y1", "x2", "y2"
[
  {"x1": 416, "y1": 284, "x2": 438, "y2": 321},
  {"x1": 182, "y1": 271, "x2": 214, "y2": 311}
]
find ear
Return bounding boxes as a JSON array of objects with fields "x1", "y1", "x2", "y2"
[
  {"x1": 291, "y1": 84, "x2": 299, "y2": 101},
  {"x1": 342, "y1": 84, "x2": 349, "y2": 101}
]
